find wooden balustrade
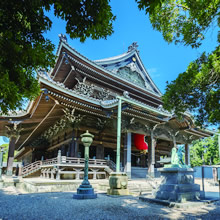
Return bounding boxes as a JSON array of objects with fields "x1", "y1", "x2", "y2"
[
  {"x1": 22, "y1": 156, "x2": 115, "y2": 179},
  {"x1": 42, "y1": 158, "x2": 58, "y2": 165},
  {"x1": 22, "y1": 160, "x2": 42, "y2": 175},
  {"x1": 106, "y1": 160, "x2": 116, "y2": 172}
]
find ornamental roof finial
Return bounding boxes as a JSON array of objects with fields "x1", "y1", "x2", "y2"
[
  {"x1": 128, "y1": 42, "x2": 138, "y2": 52},
  {"x1": 58, "y1": 33, "x2": 67, "y2": 43}
]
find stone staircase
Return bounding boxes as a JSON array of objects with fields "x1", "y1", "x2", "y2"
[
  {"x1": 127, "y1": 181, "x2": 153, "y2": 195},
  {"x1": 131, "y1": 167, "x2": 148, "y2": 179}
]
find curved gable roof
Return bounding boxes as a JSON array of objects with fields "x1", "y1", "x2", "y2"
[{"x1": 94, "y1": 42, "x2": 162, "y2": 96}]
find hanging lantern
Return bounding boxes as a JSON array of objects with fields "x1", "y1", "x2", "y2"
[{"x1": 134, "y1": 134, "x2": 148, "y2": 154}]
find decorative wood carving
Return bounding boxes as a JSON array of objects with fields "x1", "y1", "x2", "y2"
[{"x1": 74, "y1": 77, "x2": 94, "y2": 97}]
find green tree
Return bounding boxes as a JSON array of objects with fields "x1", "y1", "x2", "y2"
[
  {"x1": 1, "y1": 0, "x2": 219, "y2": 126},
  {"x1": 0, "y1": 143, "x2": 9, "y2": 162},
  {"x1": 136, "y1": 0, "x2": 220, "y2": 126},
  {"x1": 0, "y1": 143, "x2": 18, "y2": 162},
  {"x1": 0, "y1": 0, "x2": 115, "y2": 114},
  {"x1": 190, "y1": 132, "x2": 220, "y2": 167}
]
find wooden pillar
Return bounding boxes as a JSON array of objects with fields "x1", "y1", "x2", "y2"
[
  {"x1": 70, "y1": 130, "x2": 76, "y2": 157},
  {"x1": 124, "y1": 132, "x2": 131, "y2": 179},
  {"x1": 123, "y1": 134, "x2": 127, "y2": 169},
  {"x1": 140, "y1": 154, "x2": 146, "y2": 167},
  {"x1": 31, "y1": 149, "x2": 35, "y2": 163},
  {"x1": 75, "y1": 140, "x2": 79, "y2": 158},
  {"x1": 6, "y1": 136, "x2": 17, "y2": 176},
  {"x1": 147, "y1": 136, "x2": 152, "y2": 173},
  {"x1": 61, "y1": 145, "x2": 65, "y2": 156},
  {"x1": 96, "y1": 144, "x2": 104, "y2": 159},
  {"x1": 147, "y1": 132, "x2": 156, "y2": 177},
  {"x1": 185, "y1": 144, "x2": 190, "y2": 165}
]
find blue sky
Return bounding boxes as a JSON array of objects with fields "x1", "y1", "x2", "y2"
[
  {"x1": 44, "y1": 0, "x2": 218, "y2": 94},
  {"x1": 1, "y1": 1, "x2": 218, "y2": 145}
]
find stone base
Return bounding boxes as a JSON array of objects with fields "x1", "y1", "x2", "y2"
[
  {"x1": 107, "y1": 172, "x2": 129, "y2": 196},
  {"x1": 155, "y1": 167, "x2": 203, "y2": 203},
  {"x1": 155, "y1": 188, "x2": 202, "y2": 203},
  {"x1": 0, "y1": 179, "x2": 3, "y2": 189},
  {"x1": 73, "y1": 185, "x2": 97, "y2": 199},
  {"x1": 139, "y1": 196, "x2": 218, "y2": 208},
  {"x1": 107, "y1": 188, "x2": 129, "y2": 195}
]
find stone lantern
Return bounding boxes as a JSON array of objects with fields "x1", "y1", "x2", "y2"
[{"x1": 73, "y1": 130, "x2": 97, "y2": 199}]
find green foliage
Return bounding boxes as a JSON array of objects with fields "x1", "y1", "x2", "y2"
[
  {"x1": 0, "y1": 143, "x2": 18, "y2": 162},
  {"x1": 136, "y1": 0, "x2": 220, "y2": 48},
  {"x1": 0, "y1": 143, "x2": 9, "y2": 162},
  {"x1": 190, "y1": 132, "x2": 220, "y2": 167},
  {"x1": 162, "y1": 46, "x2": 220, "y2": 126},
  {"x1": 0, "y1": 0, "x2": 115, "y2": 114},
  {"x1": 136, "y1": 0, "x2": 220, "y2": 126}
]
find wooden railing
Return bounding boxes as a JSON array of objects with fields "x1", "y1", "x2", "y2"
[
  {"x1": 22, "y1": 155, "x2": 115, "y2": 178},
  {"x1": 64, "y1": 157, "x2": 107, "y2": 166},
  {"x1": 22, "y1": 160, "x2": 42, "y2": 176},
  {"x1": 42, "y1": 158, "x2": 58, "y2": 165},
  {"x1": 106, "y1": 160, "x2": 116, "y2": 172}
]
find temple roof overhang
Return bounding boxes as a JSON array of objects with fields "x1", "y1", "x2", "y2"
[
  {"x1": 0, "y1": 36, "x2": 215, "y2": 152},
  {"x1": 94, "y1": 42, "x2": 162, "y2": 96},
  {"x1": 48, "y1": 38, "x2": 162, "y2": 107}
]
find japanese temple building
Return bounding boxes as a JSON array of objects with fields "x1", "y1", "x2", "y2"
[{"x1": 0, "y1": 35, "x2": 214, "y2": 178}]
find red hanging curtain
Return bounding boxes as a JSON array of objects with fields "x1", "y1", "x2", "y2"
[{"x1": 134, "y1": 134, "x2": 148, "y2": 151}]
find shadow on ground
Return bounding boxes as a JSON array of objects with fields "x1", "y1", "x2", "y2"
[{"x1": 0, "y1": 188, "x2": 220, "y2": 220}]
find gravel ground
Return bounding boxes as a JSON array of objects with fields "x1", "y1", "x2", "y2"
[{"x1": 0, "y1": 186, "x2": 220, "y2": 220}]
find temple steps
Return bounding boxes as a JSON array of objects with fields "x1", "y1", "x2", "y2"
[
  {"x1": 128, "y1": 181, "x2": 153, "y2": 195},
  {"x1": 22, "y1": 168, "x2": 41, "y2": 178},
  {"x1": 131, "y1": 167, "x2": 148, "y2": 179}
]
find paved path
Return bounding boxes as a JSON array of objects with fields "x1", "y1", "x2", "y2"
[{"x1": 0, "y1": 186, "x2": 220, "y2": 220}]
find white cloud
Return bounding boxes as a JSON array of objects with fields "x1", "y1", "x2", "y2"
[{"x1": 147, "y1": 68, "x2": 160, "y2": 78}]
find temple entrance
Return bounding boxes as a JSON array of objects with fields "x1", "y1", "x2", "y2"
[{"x1": 104, "y1": 147, "x2": 115, "y2": 162}]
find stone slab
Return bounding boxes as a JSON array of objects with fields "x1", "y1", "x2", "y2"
[
  {"x1": 107, "y1": 188, "x2": 129, "y2": 196},
  {"x1": 73, "y1": 193, "x2": 97, "y2": 199},
  {"x1": 139, "y1": 196, "x2": 219, "y2": 208},
  {"x1": 158, "y1": 167, "x2": 194, "y2": 172}
]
